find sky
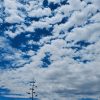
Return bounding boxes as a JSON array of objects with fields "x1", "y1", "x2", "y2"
[{"x1": 0, "y1": 0, "x2": 100, "y2": 100}]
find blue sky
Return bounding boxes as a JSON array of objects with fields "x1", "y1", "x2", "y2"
[
  {"x1": 0, "y1": 97, "x2": 97, "y2": 100},
  {"x1": 0, "y1": 97, "x2": 30, "y2": 100},
  {"x1": 0, "y1": 0, "x2": 100, "y2": 100}
]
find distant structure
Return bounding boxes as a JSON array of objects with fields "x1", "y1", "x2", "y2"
[{"x1": 27, "y1": 79, "x2": 37, "y2": 100}]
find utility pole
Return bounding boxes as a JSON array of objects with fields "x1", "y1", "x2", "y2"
[{"x1": 27, "y1": 80, "x2": 37, "y2": 100}]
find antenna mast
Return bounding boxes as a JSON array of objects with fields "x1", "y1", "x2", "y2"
[{"x1": 27, "y1": 80, "x2": 37, "y2": 100}]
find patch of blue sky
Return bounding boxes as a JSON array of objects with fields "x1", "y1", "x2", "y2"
[
  {"x1": 0, "y1": 23, "x2": 5, "y2": 35},
  {"x1": 70, "y1": 40, "x2": 93, "y2": 51},
  {"x1": 17, "y1": 0, "x2": 30, "y2": 5},
  {"x1": 67, "y1": 26, "x2": 75, "y2": 32},
  {"x1": 73, "y1": 56, "x2": 91, "y2": 64},
  {"x1": 58, "y1": 17, "x2": 68, "y2": 25},
  {"x1": 41, "y1": 52, "x2": 51, "y2": 68},
  {"x1": 79, "y1": 98, "x2": 98, "y2": 100},
  {"x1": 0, "y1": 88, "x2": 37, "y2": 100},
  {"x1": 0, "y1": 23, "x2": 18, "y2": 35},
  {"x1": 43, "y1": 0, "x2": 59, "y2": 10},
  {"x1": 43, "y1": 0, "x2": 69, "y2": 8},
  {"x1": 0, "y1": 96, "x2": 39, "y2": 100},
  {"x1": 60, "y1": 0, "x2": 69, "y2": 5},
  {"x1": 9, "y1": 27, "x2": 53, "y2": 52},
  {"x1": 43, "y1": 0, "x2": 48, "y2": 8},
  {"x1": 9, "y1": 32, "x2": 39, "y2": 52},
  {"x1": 75, "y1": 40, "x2": 92, "y2": 47},
  {"x1": 32, "y1": 28, "x2": 53, "y2": 41},
  {"x1": 0, "y1": 59, "x2": 13, "y2": 69},
  {"x1": 24, "y1": 17, "x2": 40, "y2": 26},
  {"x1": 0, "y1": 88, "x2": 10, "y2": 95},
  {"x1": 70, "y1": 40, "x2": 93, "y2": 63},
  {"x1": 48, "y1": 2, "x2": 60, "y2": 11}
]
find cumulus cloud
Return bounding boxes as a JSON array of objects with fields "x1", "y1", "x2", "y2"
[
  {"x1": 0, "y1": 0, "x2": 100, "y2": 100},
  {"x1": 28, "y1": 8, "x2": 51, "y2": 18}
]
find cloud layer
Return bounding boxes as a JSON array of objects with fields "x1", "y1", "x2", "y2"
[{"x1": 0, "y1": 0, "x2": 100, "y2": 100}]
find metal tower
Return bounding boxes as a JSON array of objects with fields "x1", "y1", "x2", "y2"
[{"x1": 27, "y1": 80, "x2": 37, "y2": 100}]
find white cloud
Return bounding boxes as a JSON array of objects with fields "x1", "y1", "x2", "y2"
[
  {"x1": 65, "y1": 22, "x2": 100, "y2": 42},
  {"x1": 4, "y1": 0, "x2": 23, "y2": 23},
  {"x1": 28, "y1": 8, "x2": 51, "y2": 18},
  {"x1": 0, "y1": 0, "x2": 100, "y2": 100},
  {"x1": 42, "y1": 13, "x2": 64, "y2": 25},
  {"x1": 0, "y1": 18, "x2": 3, "y2": 23},
  {"x1": 48, "y1": 0, "x2": 60, "y2": 4},
  {"x1": 90, "y1": 13, "x2": 100, "y2": 22}
]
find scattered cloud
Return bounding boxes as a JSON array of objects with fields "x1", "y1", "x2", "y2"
[{"x1": 0, "y1": 0, "x2": 100, "y2": 100}]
